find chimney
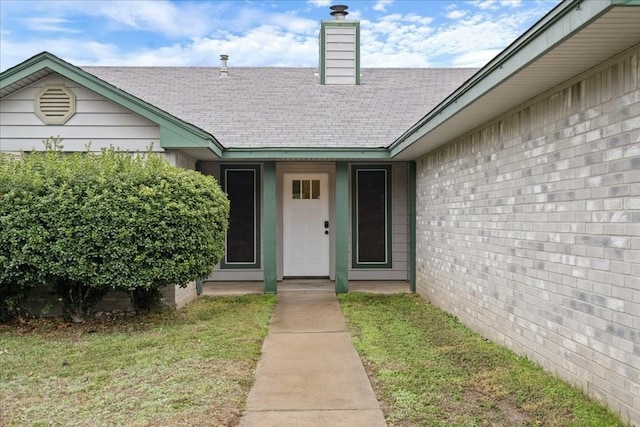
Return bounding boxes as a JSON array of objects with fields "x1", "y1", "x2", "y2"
[
  {"x1": 220, "y1": 54, "x2": 229, "y2": 78},
  {"x1": 319, "y1": 5, "x2": 360, "y2": 85}
]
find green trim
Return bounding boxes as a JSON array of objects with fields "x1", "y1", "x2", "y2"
[
  {"x1": 319, "y1": 22, "x2": 326, "y2": 85},
  {"x1": 409, "y1": 161, "x2": 417, "y2": 293},
  {"x1": 355, "y1": 22, "x2": 361, "y2": 86},
  {"x1": 222, "y1": 147, "x2": 389, "y2": 160},
  {"x1": 220, "y1": 165, "x2": 262, "y2": 270},
  {"x1": 335, "y1": 162, "x2": 349, "y2": 293},
  {"x1": 351, "y1": 164, "x2": 393, "y2": 269},
  {"x1": 389, "y1": 0, "x2": 623, "y2": 158},
  {"x1": 263, "y1": 162, "x2": 277, "y2": 294},
  {"x1": 0, "y1": 52, "x2": 223, "y2": 158}
]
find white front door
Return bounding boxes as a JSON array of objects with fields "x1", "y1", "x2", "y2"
[{"x1": 283, "y1": 173, "x2": 330, "y2": 277}]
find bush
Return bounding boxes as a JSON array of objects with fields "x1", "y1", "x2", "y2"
[{"x1": 0, "y1": 138, "x2": 229, "y2": 321}]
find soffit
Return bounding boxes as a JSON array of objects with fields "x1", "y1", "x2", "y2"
[
  {"x1": 0, "y1": 68, "x2": 54, "y2": 97},
  {"x1": 393, "y1": 6, "x2": 640, "y2": 160}
]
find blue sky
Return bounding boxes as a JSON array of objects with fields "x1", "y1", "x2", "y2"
[{"x1": 0, "y1": 0, "x2": 561, "y2": 71}]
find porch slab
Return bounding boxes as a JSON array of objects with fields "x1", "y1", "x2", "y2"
[
  {"x1": 201, "y1": 279, "x2": 410, "y2": 296},
  {"x1": 201, "y1": 281, "x2": 263, "y2": 296}
]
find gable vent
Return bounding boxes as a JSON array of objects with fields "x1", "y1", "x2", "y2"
[{"x1": 34, "y1": 85, "x2": 76, "y2": 125}]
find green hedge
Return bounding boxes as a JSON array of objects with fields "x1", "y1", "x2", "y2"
[{"x1": 0, "y1": 139, "x2": 229, "y2": 321}]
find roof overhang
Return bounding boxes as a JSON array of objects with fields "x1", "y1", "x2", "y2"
[
  {"x1": 221, "y1": 147, "x2": 391, "y2": 161},
  {"x1": 0, "y1": 53, "x2": 224, "y2": 159},
  {"x1": 390, "y1": 0, "x2": 640, "y2": 160}
]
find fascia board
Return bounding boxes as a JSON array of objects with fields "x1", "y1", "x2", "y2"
[
  {"x1": 221, "y1": 147, "x2": 390, "y2": 160},
  {"x1": 160, "y1": 128, "x2": 223, "y2": 158},
  {"x1": 389, "y1": 0, "x2": 618, "y2": 159}
]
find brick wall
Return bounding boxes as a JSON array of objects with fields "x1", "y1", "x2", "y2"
[
  {"x1": 415, "y1": 46, "x2": 639, "y2": 424},
  {"x1": 163, "y1": 282, "x2": 197, "y2": 309}
]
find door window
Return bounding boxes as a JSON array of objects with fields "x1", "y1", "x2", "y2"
[{"x1": 292, "y1": 179, "x2": 321, "y2": 199}]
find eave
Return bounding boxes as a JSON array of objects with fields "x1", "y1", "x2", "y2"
[
  {"x1": 0, "y1": 52, "x2": 224, "y2": 159},
  {"x1": 221, "y1": 147, "x2": 390, "y2": 161},
  {"x1": 390, "y1": 0, "x2": 640, "y2": 160}
]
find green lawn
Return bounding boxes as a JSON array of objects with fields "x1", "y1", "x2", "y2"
[
  {"x1": 0, "y1": 295, "x2": 275, "y2": 427},
  {"x1": 2, "y1": 293, "x2": 628, "y2": 426},
  {"x1": 339, "y1": 293, "x2": 626, "y2": 427}
]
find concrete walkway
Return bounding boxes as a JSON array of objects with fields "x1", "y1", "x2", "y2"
[{"x1": 238, "y1": 283, "x2": 388, "y2": 427}]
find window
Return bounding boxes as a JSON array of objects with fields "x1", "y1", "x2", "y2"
[
  {"x1": 221, "y1": 165, "x2": 260, "y2": 268},
  {"x1": 352, "y1": 165, "x2": 392, "y2": 268},
  {"x1": 292, "y1": 179, "x2": 320, "y2": 199}
]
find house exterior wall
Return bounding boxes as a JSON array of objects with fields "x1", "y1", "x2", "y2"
[
  {"x1": 415, "y1": 46, "x2": 640, "y2": 424},
  {"x1": 164, "y1": 150, "x2": 196, "y2": 170},
  {"x1": 200, "y1": 161, "x2": 411, "y2": 284},
  {"x1": 0, "y1": 74, "x2": 161, "y2": 153}
]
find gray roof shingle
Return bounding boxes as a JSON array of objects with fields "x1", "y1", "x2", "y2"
[{"x1": 82, "y1": 66, "x2": 476, "y2": 149}]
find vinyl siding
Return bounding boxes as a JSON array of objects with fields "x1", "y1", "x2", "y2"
[{"x1": 0, "y1": 74, "x2": 161, "y2": 153}]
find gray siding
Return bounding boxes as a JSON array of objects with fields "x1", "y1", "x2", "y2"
[
  {"x1": 201, "y1": 161, "x2": 410, "y2": 282},
  {"x1": 415, "y1": 46, "x2": 640, "y2": 425},
  {"x1": 0, "y1": 74, "x2": 161, "y2": 153}
]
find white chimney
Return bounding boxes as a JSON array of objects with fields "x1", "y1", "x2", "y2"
[
  {"x1": 220, "y1": 54, "x2": 229, "y2": 78},
  {"x1": 320, "y1": 5, "x2": 360, "y2": 85}
]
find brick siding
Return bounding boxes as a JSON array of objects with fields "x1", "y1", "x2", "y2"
[{"x1": 415, "y1": 46, "x2": 640, "y2": 424}]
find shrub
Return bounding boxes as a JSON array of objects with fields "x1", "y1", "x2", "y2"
[{"x1": 0, "y1": 138, "x2": 229, "y2": 321}]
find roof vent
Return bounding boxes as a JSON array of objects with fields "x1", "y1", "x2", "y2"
[
  {"x1": 220, "y1": 54, "x2": 229, "y2": 78},
  {"x1": 330, "y1": 4, "x2": 349, "y2": 20},
  {"x1": 34, "y1": 85, "x2": 76, "y2": 125}
]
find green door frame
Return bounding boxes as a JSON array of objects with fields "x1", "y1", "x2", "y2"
[
  {"x1": 263, "y1": 162, "x2": 277, "y2": 294},
  {"x1": 335, "y1": 162, "x2": 349, "y2": 293}
]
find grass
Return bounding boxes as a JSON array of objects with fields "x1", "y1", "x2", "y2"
[
  {"x1": 0, "y1": 295, "x2": 275, "y2": 427},
  {"x1": 339, "y1": 293, "x2": 626, "y2": 427}
]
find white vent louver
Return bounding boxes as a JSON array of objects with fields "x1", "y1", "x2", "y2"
[{"x1": 35, "y1": 85, "x2": 76, "y2": 125}]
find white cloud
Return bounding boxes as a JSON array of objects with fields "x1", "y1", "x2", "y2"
[
  {"x1": 0, "y1": 37, "x2": 120, "y2": 70},
  {"x1": 471, "y1": 0, "x2": 523, "y2": 10},
  {"x1": 0, "y1": 0, "x2": 558, "y2": 71},
  {"x1": 307, "y1": 0, "x2": 331, "y2": 7},
  {"x1": 450, "y1": 49, "x2": 502, "y2": 67},
  {"x1": 94, "y1": 0, "x2": 221, "y2": 38},
  {"x1": 446, "y1": 9, "x2": 467, "y2": 19},
  {"x1": 373, "y1": 0, "x2": 393, "y2": 12},
  {"x1": 23, "y1": 17, "x2": 80, "y2": 33}
]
